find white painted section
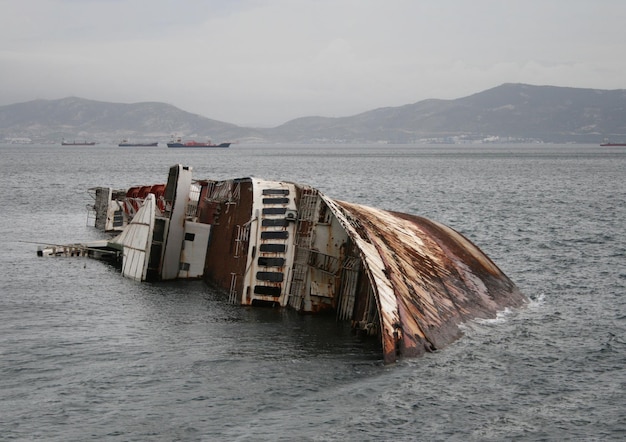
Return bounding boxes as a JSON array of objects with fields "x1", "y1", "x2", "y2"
[
  {"x1": 161, "y1": 165, "x2": 193, "y2": 280},
  {"x1": 109, "y1": 194, "x2": 156, "y2": 281},
  {"x1": 243, "y1": 179, "x2": 298, "y2": 306},
  {"x1": 178, "y1": 221, "x2": 211, "y2": 279}
]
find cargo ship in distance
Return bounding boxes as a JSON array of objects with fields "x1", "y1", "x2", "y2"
[
  {"x1": 119, "y1": 140, "x2": 159, "y2": 147},
  {"x1": 600, "y1": 138, "x2": 626, "y2": 146},
  {"x1": 167, "y1": 137, "x2": 230, "y2": 148},
  {"x1": 600, "y1": 142, "x2": 626, "y2": 146},
  {"x1": 61, "y1": 139, "x2": 96, "y2": 146}
]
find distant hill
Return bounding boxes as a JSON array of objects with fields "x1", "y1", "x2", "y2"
[
  {"x1": 265, "y1": 83, "x2": 626, "y2": 144},
  {"x1": 2, "y1": 84, "x2": 626, "y2": 144},
  {"x1": 0, "y1": 97, "x2": 262, "y2": 144}
]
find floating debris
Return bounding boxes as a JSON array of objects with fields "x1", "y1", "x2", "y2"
[{"x1": 40, "y1": 164, "x2": 527, "y2": 363}]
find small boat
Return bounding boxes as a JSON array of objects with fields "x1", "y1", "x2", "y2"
[
  {"x1": 167, "y1": 137, "x2": 230, "y2": 148},
  {"x1": 118, "y1": 140, "x2": 159, "y2": 147},
  {"x1": 61, "y1": 140, "x2": 96, "y2": 146}
]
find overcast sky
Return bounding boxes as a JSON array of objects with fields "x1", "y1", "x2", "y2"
[{"x1": 1, "y1": 0, "x2": 625, "y2": 126}]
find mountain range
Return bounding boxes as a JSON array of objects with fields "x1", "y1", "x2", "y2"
[{"x1": 1, "y1": 83, "x2": 625, "y2": 144}]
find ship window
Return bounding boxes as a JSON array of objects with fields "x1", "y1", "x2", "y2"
[
  {"x1": 185, "y1": 233, "x2": 196, "y2": 241},
  {"x1": 254, "y1": 286, "x2": 282, "y2": 297},
  {"x1": 262, "y1": 189, "x2": 290, "y2": 196},
  {"x1": 113, "y1": 210, "x2": 124, "y2": 227},
  {"x1": 260, "y1": 244, "x2": 286, "y2": 253},
  {"x1": 262, "y1": 218, "x2": 289, "y2": 227},
  {"x1": 263, "y1": 207, "x2": 287, "y2": 215},
  {"x1": 262, "y1": 197, "x2": 290, "y2": 205},
  {"x1": 261, "y1": 231, "x2": 289, "y2": 240},
  {"x1": 256, "y1": 272, "x2": 284, "y2": 282},
  {"x1": 258, "y1": 257, "x2": 285, "y2": 267}
]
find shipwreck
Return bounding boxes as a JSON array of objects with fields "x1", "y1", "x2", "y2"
[{"x1": 39, "y1": 164, "x2": 527, "y2": 363}]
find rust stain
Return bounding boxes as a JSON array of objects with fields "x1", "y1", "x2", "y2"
[{"x1": 332, "y1": 200, "x2": 526, "y2": 361}]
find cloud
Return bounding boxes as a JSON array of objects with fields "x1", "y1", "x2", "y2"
[{"x1": 1, "y1": 0, "x2": 626, "y2": 126}]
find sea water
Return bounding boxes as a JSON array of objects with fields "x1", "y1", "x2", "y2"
[{"x1": 0, "y1": 143, "x2": 624, "y2": 440}]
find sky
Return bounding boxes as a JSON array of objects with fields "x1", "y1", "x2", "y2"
[{"x1": 1, "y1": 0, "x2": 625, "y2": 127}]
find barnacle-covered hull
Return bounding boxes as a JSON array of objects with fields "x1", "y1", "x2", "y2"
[{"x1": 42, "y1": 164, "x2": 527, "y2": 363}]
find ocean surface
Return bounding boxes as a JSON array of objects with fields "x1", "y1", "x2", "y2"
[{"x1": 0, "y1": 143, "x2": 624, "y2": 441}]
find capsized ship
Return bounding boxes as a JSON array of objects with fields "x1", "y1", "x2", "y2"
[{"x1": 39, "y1": 164, "x2": 527, "y2": 363}]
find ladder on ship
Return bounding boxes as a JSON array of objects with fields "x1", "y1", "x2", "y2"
[{"x1": 288, "y1": 188, "x2": 319, "y2": 310}]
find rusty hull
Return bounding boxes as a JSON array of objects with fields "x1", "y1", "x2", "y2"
[
  {"x1": 194, "y1": 180, "x2": 527, "y2": 363},
  {"x1": 328, "y1": 199, "x2": 527, "y2": 363},
  {"x1": 198, "y1": 179, "x2": 254, "y2": 297}
]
